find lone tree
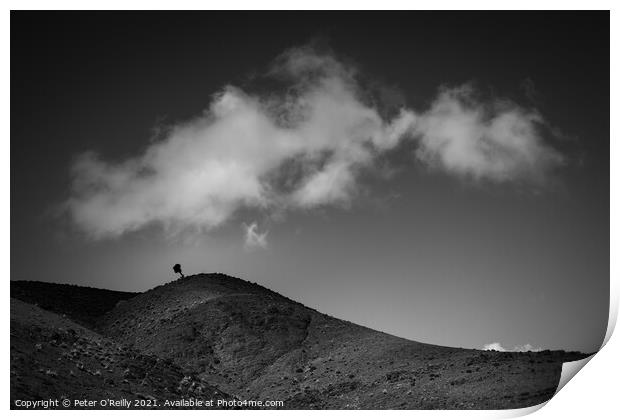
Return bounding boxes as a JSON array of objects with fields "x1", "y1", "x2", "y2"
[{"x1": 173, "y1": 263, "x2": 184, "y2": 279}]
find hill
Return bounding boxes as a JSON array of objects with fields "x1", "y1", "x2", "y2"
[{"x1": 11, "y1": 274, "x2": 588, "y2": 409}]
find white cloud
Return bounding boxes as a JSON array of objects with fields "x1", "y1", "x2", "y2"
[
  {"x1": 243, "y1": 222, "x2": 268, "y2": 249},
  {"x1": 64, "y1": 46, "x2": 564, "y2": 240},
  {"x1": 482, "y1": 342, "x2": 506, "y2": 352},
  {"x1": 483, "y1": 342, "x2": 543, "y2": 352},
  {"x1": 414, "y1": 85, "x2": 564, "y2": 183},
  {"x1": 64, "y1": 47, "x2": 416, "y2": 239}
]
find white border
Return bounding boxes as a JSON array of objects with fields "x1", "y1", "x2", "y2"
[{"x1": 3, "y1": 3, "x2": 616, "y2": 420}]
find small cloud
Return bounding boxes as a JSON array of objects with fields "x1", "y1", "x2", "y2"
[
  {"x1": 482, "y1": 342, "x2": 506, "y2": 352},
  {"x1": 243, "y1": 222, "x2": 268, "y2": 249},
  {"x1": 482, "y1": 342, "x2": 542, "y2": 352},
  {"x1": 414, "y1": 84, "x2": 564, "y2": 184}
]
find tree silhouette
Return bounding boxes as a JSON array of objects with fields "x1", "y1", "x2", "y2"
[{"x1": 173, "y1": 263, "x2": 184, "y2": 279}]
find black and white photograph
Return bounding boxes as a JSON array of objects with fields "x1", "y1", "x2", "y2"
[{"x1": 9, "y1": 9, "x2": 611, "y2": 412}]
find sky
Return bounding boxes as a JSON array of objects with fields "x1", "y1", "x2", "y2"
[{"x1": 11, "y1": 12, "x2": 609, "y2": 353}]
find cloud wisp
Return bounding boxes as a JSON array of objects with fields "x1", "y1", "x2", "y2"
[
  {"x1": 64, "y1": 45, "x2": 564, "y2": 240},
  {"x1": 243, "y1": 222, "x2": 268, "y2": 250}
]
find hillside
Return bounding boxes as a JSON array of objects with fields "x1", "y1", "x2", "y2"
[
  {"x1": 11, "y1": 274, "x2": 588, "y2": 409},
  {"x1": 10, "y1": 298, "x2": 228, "y2": 409}
]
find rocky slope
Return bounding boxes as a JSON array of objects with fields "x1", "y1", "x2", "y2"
[
  {"x1": 10, "y1": 298, "x2": 228, "y2": 409},
  {"x1": 11, "y1": 274, "x2": 588, "y2": 409}
]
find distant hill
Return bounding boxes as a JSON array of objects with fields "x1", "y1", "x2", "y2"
[
  {"x1": 11, "y1": 274, "x2": 588, "y2": 409},
  {"x1": 11, "y1": 280, "x2": 138, "y2": 328}
]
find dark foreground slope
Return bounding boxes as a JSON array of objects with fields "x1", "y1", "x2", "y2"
[
  {"x1": 10, "y1": 299, "x2": 228, "y2": 409},
  {"x1": 11, "y1": 274, "x2": 587, "y2": 409}
]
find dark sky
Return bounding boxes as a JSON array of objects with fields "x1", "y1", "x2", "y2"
[{"x1": 11, "y1": 12, "x2": 609, "y2": 353}]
